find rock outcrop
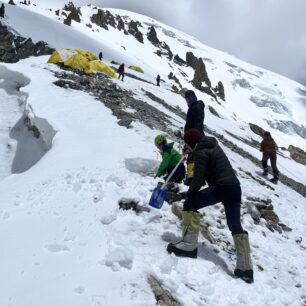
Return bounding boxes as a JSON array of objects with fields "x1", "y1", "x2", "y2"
[
  {"x1": 63, "y1": 2, "x2": 82, "y2": 25},
  {"x1": 249, "y1": 123, "x2": 265, "y2": 137},
  {"x1": 288, "y1": 145, "x2": 306, "y2": 166},
  {"x1": 90, "y1": 9, "x2": 109, "y2": 30},
  {"x1": 128, "y1": 20, "x2": 144, "y2": 43},
  {"x1": 146, "y1": 25, "x2": 160, "y2": 46},
  {"x1": 0, "y1": 21, "x2": 54, "y2": 63},
  {"x1": 214, "y1": 81, "x2": 225, "y2": 100},
  {"x1": 173, "y1": 54, "x2": 186, "y2": 66},
  {"x1": 186, "y1": 51, "x2": 213, "y2": 97}
]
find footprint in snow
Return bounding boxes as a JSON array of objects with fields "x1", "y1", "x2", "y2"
[{"x1": 45, "y1": 244, "x2": 70, "y2": 253}]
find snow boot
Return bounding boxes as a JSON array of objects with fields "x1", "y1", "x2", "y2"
[
  {"x1": 262, "y1": 168, "x2": 268, "y2": 176},
  {"x1": 233, "y1": 232, "x2": 254, "y2": 283},
  {"x1": 270, "y1": 177, "x2": 278, "y2": 184},
  {"x1": 167, "y1": 211, "x2": 201, "y2": 258}
]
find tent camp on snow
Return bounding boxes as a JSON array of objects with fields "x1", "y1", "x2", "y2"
[
  {"x1": 129, "y1": 65, "x2": 144, "y2": 73},
  {"x1": 48, "y1": 48, "x2": 117, "y2": 78}
]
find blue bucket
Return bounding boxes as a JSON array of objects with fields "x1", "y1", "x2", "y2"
[{"x1": 149, "y1": 187, "x2": 167, "y2": 209}]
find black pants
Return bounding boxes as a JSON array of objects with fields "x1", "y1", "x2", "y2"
[
  {"x1": 165, "y1": 163, "x2": 186, "y2": 183},
  {"x1": 118, "y1": 72, "x2": 124, "y2": 81},
  {"x1": 262, "y1": 153, "x2": 279, "y2": 177},
  {"x1": 184, "y1": 184, "x2": 243, "y2": 235}
]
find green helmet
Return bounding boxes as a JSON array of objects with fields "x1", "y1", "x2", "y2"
[{"x1": 154, "y1": 134, "x2": 166, "y2": 147}]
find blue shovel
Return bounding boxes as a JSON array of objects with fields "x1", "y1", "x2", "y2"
[{"x1": 149, "y1": 156, "x2": 185, "y2": 209}]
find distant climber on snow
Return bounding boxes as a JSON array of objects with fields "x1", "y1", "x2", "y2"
[
  {"x1": 154, "y1": 135, "x2": 186, "y2": 184},
  {"x1": 184, "y1": 90, "x2": 205, "y2": 135},
  {"x1": 167, "y1": 128, "x2": 254, "y2": 284},
  {"x1": 117, "y1": 63, "x2": 125, "y2": 81},
  {"x1": 156, "y1": 74, "x2": 160, "y2": 86},
  {"x1": 98, "y1": 51, "x2": 103, "y2": 61},
  {"x1": 260, "y1": 131, "x2": 279, "y2": 184}
]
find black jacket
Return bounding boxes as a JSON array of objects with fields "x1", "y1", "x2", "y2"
[
  {"x1": 187, "y1": 136, "x2": 239, "y2": 196},
  {"x1": 184, "y1": 100, "x2": 205, "y2": 135}
]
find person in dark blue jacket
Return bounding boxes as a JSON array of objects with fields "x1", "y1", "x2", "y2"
[{"x1": 184, "y1": 90, "x2": 205, "y2": 135}]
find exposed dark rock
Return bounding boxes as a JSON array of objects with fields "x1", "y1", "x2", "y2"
[
  {"x1": 186, "y1": 52, "x2": 211, "y2": 91},
  {"x1": 186, "y1": 51, "x2": 198, "y2": 69},
  {"x1": 55, "y1": 9, "x2": 59, "y2": 16},
  {"x1": 147, "y1": 25, "x2": 160, "y2": 45},
  {"x1": 8, "y1": 0, "x2": 16, "y2": 5},
  {"x1": 53, "y1": 70, "x2": 175, "y2": 134},
  {"x1": 173, "y1": 54, "x2": 186, "y2": 66},
  {"x1": 111, "y1": 60, "x2": 120, "y2": 65},
  {"x1": 116, "y1": 15, "x2": 127, "y2": 34},
  {"x1": 118, "y1": 118, "x2": 133, "y2": 128},
  {"x1": 193, "y1": 58, "x2": 210, "y2": 88},
  {"x1": 154, "y1": 50, "x2": 162, "y2": 57},
  {"x1": 0, "y1": 22, "x2": 54, "y2": 63},
  {"x1": 24, "y1": 116, "x2": 40, "y2": 138},
  {"x1": 128, "y1": 20, "x2": 143, "y2": 43},
  {"x1": 288, "y1": 145, "x2": 306, "y2": 166},
  {"x1": 171, "y1": 85, "x2": 179, "y2": 93},
  {"x1": 86, "y1": 23, "x2": 92, "y2": 28},
  {"x1": 118, "y1": 199, "x2": 150, "y2": 213},
  {"x1": 249, "y1": 123, "x2": 265, "y2": 137},
  {"x1": 244, "y1": 197, "x2": 285, "y2": 233},
  {"x1": 91, "y1": 9, "x2": 109, "y2": 30},
  {"x1": 63, "y1": 2, "x2": 82, "y2": 24},
  {"x1": 148, "y1": 275, "x2": 182, "y2": 306},
  {"x1": 168, "y1": 72, "x2": 182, "y2": 89},
  {"x1": 208, "y1": 105, "x2": 221, "y2": 117},
  {"x1": 160, "y1": 41, "x2": 173, "y2": 60},
  {"x1": 214, "y1": 81, "x2": 225, "y2": 100}
]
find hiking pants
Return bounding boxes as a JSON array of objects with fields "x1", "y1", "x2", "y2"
[
  {"x1": 118, "y1": 72, "x2": 124, "y2": 81},
  {"x1": 262, "y1": 153, "x2": 279, "y2": 177},
  {"x1": 184, "y1": 184, "x2": 243, "y2": 235}
]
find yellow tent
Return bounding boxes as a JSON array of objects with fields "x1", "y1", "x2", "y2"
[
  {"x1": 85, "y1": 60, "x2": 117, "y2": 78},
  {"x1": 129, "y1": 65, "x2": 144, "y2": 73},
  {"x1": 48, "y1": 49, "x2": 117, "y2": 78}
]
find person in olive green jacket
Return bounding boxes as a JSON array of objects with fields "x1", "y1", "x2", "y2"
[
  {"x1": 167, "y1": 128, "x2": 254, "y2": 284},
  {"x1": 154, "y1": 135, "x2": 185, "y2": 183}
]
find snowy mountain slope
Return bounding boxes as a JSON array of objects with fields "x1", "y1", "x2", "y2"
[{"x1": 0, "y1": 1, "x2": 306, "y2": 306}]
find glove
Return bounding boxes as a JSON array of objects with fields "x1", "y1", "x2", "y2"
[
  {"x1": 183, "y1": 178, "x2": 192, "y2": 186},
  {"x1": 178, "y1": 191, "x2": 187, "y2": 199},
  {"x1": 183, "y1": 144, "x2": 192, "y2": 155}
]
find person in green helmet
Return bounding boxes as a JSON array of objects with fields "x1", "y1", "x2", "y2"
[{"x1": 154, "y1": 135, "x2": 186, "y2": 183}]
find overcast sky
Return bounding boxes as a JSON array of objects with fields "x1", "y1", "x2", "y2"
[{"x1": 53, "y1": 0, "x2": 306, "y2": 85}]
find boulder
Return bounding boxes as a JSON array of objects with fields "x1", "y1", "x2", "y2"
[
  {"x1": 173, "y1": 54, "x2": 186, "y2": 66},
  {"x1": 288, "y1": 145, "x2": 306, "y2": 166},
  {"x1": 249, "y1": 123, "x2": 265, "y2": 137}
]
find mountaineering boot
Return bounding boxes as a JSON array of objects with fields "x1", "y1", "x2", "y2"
[
  {"x1": 270, "y1": 171, "x2": 279, "y2": 184},
  {"x1": 167, "y1": 211, "x2": 201, "y2": 258},
  {"x1": 233, "y1": 232, "x2": 254, "y2": 283},
  {"x1": 262, "y1": 168, "x2": 268, "y2": 176}
]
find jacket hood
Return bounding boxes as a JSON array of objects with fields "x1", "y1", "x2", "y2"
[{"x1": 195, "y1": 136, "x2": 217, "y2": 151}]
